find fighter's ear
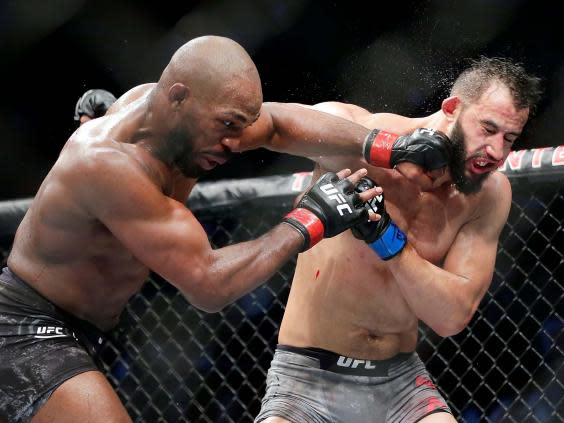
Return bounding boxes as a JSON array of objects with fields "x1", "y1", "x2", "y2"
[
  {"x1": 441, "y1": 96, "x2": 461, "y2": 121},
  {"x1": 168, "y1": 83, "x2": 189, "y2": 106}
]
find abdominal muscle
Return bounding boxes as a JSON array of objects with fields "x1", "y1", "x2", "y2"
[{"x1": 278, "y1": 232, "x2": 419, "y2": 360}]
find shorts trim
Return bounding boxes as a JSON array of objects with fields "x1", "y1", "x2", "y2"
[{"x1": 277, "y1": 343, "x2": 413, "y2": 376}]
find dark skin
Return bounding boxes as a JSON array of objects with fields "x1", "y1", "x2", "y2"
[{"x1": 6, "y1": 36, "x2": 379, "y2": 421}]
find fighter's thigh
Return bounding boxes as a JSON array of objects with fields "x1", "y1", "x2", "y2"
[
  {"x1": 32, "y1": 370, "x2": 132, "y2": 423},
  {"x1": 418, "y1": 411, "x2": 458, "y2": 423},
  {"x1": 259, "y1": 418, "x2": 293, "y2": 423}
]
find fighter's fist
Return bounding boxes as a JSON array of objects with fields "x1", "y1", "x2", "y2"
[
  {"x1": 74, "y1": 89, "x2": 116, "y2": 122},
  {"x1": 283, "y1": 169, "x2": 378, "y2": 252},
  {"x1": 363, "y1": 128, "x2": 451, "y2": 171},
  {"x1": 351, "y1": 177, "x2": 407, "y2": 260}
]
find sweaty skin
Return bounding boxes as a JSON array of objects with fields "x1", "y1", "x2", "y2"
[
  {"x1": 8, "y1": 91, "x2": 377, "y2": 332},
  {"x1": 9, "y1": 91, "x2": 191, "y2": 330},
  {"x1": 262, "y1": 82, "x2": 528, "y2": 360},
  {"x1": 5, "y1": 37, "x2": 388, "y2": 423},
  {"x1": 7, "y1": 38, "x2": 377, "y2": 333}
]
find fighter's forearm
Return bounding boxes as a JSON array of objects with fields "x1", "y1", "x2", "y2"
[
  {"x1": 177, "y1": 168, "x2": 373, "y2": 312},
  {"x1": 262, "y1": 102, "x2": 369, "y2": 158},
  {"x1": 182, "y1": 224, "x2": 303, "y2": 312},
  {"x1": 387, "y1": 244, "x2": 478, "y2": 337}
]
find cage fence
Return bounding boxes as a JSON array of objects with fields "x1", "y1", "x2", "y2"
[{"x1": 0, "y1": 147, "x2": 562, "y2": 423}]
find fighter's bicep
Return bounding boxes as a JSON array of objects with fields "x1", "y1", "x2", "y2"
[
  {"x1": 444, "y1": 175, "x2": 511, "y2": 282},
  {"x1": 442, "y1": 216, "x2": 502, "y2": 310},
  {"x1": 74, "y1": 151, "x2": 212, "y2": 281},
  {"x1": 106, "y1": 197, "x2": 212, "y2": 284},
  {"x1": 104, "y1": 193, "x2": 214, "y2": 286},
  {"x1": 306, "y1": 102, "x2": 361, "y2": 120},
  {"x1": 443, "y1": 222, "x2": 498, "y2": 278}
]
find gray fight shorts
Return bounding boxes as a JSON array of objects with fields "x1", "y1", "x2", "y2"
[
  {"x1": 255, "y1": 344, "x2": 452, "y2": 423},
  {"x1": 0, "y1": 267, "x2": 103, "y2": 423}
]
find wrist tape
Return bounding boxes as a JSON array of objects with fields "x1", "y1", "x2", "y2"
[
  {"x1": 363, "y1": 129, "x2": 400, "y2": 168},
  {"x1": 283, "y1": 208, "x2": 324, "y2": 251},
  {"x1": 368, "y1": 220, "x2": 407, "y2": 260}
]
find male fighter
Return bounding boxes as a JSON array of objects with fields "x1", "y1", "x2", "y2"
[
  {"x1": 250, "y1": 57, "x2": 542, "y2": 422},
  {"x1": 74, "y1": 88, "x2": 117, "y2": 126},
  {"x1": 0, "y1": 36, "x2": 449, "y2": 423}
]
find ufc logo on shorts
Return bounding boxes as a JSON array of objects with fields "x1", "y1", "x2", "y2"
[
  {"x1": 337, "y1": 356, "x2": 376, "y2": 369},
  {"x1": 34, "y1": 326, "x2": 67, "y2": 338},
  {"x1": 320, "y1": 183, "x2": 352, "y2": 216}
]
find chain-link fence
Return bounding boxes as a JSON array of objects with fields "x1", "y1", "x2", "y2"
[{"x1": 0, "y1": 149, "x2": 562, "y2": 422}]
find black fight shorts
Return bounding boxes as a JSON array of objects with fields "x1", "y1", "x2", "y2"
[{"x1": 0, "y1": 267, "x2": 103, "y2": 423}]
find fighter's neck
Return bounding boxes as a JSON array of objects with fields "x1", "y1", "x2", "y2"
[
  {"x1": 112, "y1": 93, "x2": 172, "y2": 162},
  {"x1": 109, "y1": 97, "x2": 191, "y2": 188}
]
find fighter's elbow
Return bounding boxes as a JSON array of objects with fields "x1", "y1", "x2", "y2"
[
  {"x1": 431, "y1": 307, "x2": 475, "y2": 337},
  {"x1": 182, "y1": 293, "x2": 218, "y2": 314},
  {"x1": 182, "y1": 288, "x2": 228, "y2": 313},
  {"x1": 178, "y1": 273, "x2": 231, "y2": 313},
  {"x1": 432, "y1": 321, "x2": 467, "y2": 338},
  {"x1": 190, "y1": 299, "x2": 226, "y2": 314}
]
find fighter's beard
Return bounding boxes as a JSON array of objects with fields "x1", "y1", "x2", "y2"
[
  {"x1": 157, "y1": 128, "x2": 207, "y2": 179},
  {"x1": 448, "y1": 121, "x2": 489, "y2": 195}
]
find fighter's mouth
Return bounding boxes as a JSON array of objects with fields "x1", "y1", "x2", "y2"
[{"x1": 468, "y1": 157, "x2": 500, "y2": 174}]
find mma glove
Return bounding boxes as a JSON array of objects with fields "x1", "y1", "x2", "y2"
[
  {"x1": 283, "y1": 172, "x2": 368, "y2": 252},
  {"x1": 351, "y1": 177, "x2": 407, "y2": 260},
  {"x1": 363, "y1": 128, "x2": 451, "y2": 170},
  {"x1": 74, "y1": 89, "x2": 117, "y2": 122}
]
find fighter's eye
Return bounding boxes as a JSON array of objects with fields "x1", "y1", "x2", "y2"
[{"x1": 223, "y1": 120, "x2": 233, "y2": 128}]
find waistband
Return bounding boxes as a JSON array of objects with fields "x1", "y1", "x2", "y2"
[
  {"x1": 0, "y1": 266, "x2": 57, "y2": 308},
  {"x1": 277, "y1": 344, "x2": 414, "y2": 377},
  {"x1": 1, "y1": 266, "x2": 32, "y2": 289},
  {"x1": 0, "y1": 266, "x2": 105, "y2": 336}
]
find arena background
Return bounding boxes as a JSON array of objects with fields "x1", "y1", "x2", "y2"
[
  {"x1": 1, "y1": 1, "x2": 562, "y2": 423},
  {"x1": 1, "y1": 0, "x2": 563, "y2": 199}
]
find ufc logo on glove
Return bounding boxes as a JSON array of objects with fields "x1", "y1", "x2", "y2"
[
  {"x1": 320, "y1": 183, "x2": 352, "y2": 216},
  {"x1": 282, "y1": 172, "x2": 372, "y2": 251}
]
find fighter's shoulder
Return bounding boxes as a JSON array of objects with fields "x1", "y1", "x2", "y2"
[
  {"x1": 106, "y1": 83, "x2": 155, "y2": 114},
  {"x1": 306, "y1": 101, "x2": 370, "y2": 121},
  {"x1": 473, "y1": 171, "x2": 512, "y2": 222},
  {"x1": 363, "y1": 113, "x2": 423, "y2": 133},
  {"x1": 63, "y1": 140, "x2": 148, "y2": 188},
  {"x1": 480, "y1": 171, "x2": 512, "y2": 202},
  {"x1": 307, "y1": 101, "x2": 415, "y2": 131}
]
